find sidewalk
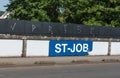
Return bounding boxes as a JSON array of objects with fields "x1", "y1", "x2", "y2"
[{"x1": 0, "y1": 56, "x2": 120, "y2": 67}]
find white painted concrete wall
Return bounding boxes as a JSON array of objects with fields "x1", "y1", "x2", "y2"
[
  {"x1": 89, "y1": 42, "x2": 108, "y2": 55},
  {"x1": 27, "y1": 40, "x2": 49, "y2": 56},
  {"x1": 26, "y1": 41, "x2": 110, "y2": 56},
  {"x1": 0, "y1": 40, "x2": 120, "y2": 56},
  {"x1": 0, "y1": 39, "x2": 22, "y2": 56},
  {"x1": 111, "y1": 42, "x2": 120, "y2": 55}
]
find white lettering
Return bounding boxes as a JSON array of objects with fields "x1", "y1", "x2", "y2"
[
  {"x1": 70, "y1": 44, "x2": 76, "y2": 52},
  {"x1": 54, "y1": 43, "x2": 90, "y2": 53},
  {"x1": 32, "y1": 24, "x2": 36, "y2": 32},
  {"x1": 76, "y1": 44, "x2": 82, "y2": 52},
  {"x1": 62, "y1": 44, "x2": 68, "y2": 52},
  {"x1": 55, "y1": 44, "x2": 61, "y2": 53},
  {"x1": 11, "y1": 23, "x2": 16, "y2": 31},
  {"x1": 83, "y1": 44, "x2": 89, "y2": 52}
]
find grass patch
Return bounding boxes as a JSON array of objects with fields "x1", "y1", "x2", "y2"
[
  {"x1": 72, "y1": 59, "x2": 90, "y2": 64},
  {"x1": 102, "y1": 59, "x2": 120, "y2": 63},
  {"x1": 0, "y1": 62, "x2": 15, "y2": 66},
  {"x1": 34, "y1": 61, "x2": 56, "y2": 65}
]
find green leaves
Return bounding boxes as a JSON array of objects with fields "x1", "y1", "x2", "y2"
[
  {"x1": 7, "y1": 0, "x2": 50, "y2": 21},
  {"x1": 7, "y1": 0, "x2": 120, "y2": 27}
]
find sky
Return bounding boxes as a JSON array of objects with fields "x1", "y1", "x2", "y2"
[{"x1": 0, "y1": 0, "x2": 9, "y2": 11}]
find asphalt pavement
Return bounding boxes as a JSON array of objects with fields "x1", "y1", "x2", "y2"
[
  {"x1": 0, "y1": 55, "x2": 120, "y2": 67},
  {"x1": 0, "y1": 63, "x2": 120, "y2": 78}
]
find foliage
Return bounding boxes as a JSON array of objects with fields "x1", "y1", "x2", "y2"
[
  {"x1": 7, "y1": 0, "x2": 50, "y2": 21},
  {"x1": 7, "y1": 0, "x2": 120, "y2": 27}
]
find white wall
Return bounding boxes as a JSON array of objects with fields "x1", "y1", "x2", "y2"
[
  {"x1": 111, "y1": 42, "x2": 120, "y2": 55},
  {"x1": 0, "y1": 39, "x2": 22, "y2": 56},
  {"x1": 0, "y1": 39, "x2": 120, "y2": 57},
  {"x1": 26, "y1": 41, "x2": 110, "y2": 56},
  {"x1": 89, "y1": 42, "x2": 108, "y2": 55},
  {"x1": 27, "y1": 40, "x2": 49, "y2": 56}
]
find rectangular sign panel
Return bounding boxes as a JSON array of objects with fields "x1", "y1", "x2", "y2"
[
  {"x1": 27, "y1": 40, "x2": 49, "y2": 56},
  {"x1": 0, "y1": 39, "x2": 22, "y2": 56},
  {"x1": 49, "y1": 40, "x2": 93, "y2": 56}
]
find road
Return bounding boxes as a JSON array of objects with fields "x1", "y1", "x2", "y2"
[{"x1": 0, "y1": 63, "x2": 120, "y2": 78}]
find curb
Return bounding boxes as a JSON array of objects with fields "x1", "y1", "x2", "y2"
[
  {"x1": 71, "y1": 59, "x2": 120, "y2": 64},
  {"x1": 0, "y1": 58, "x2": 120, "y2": 68}
]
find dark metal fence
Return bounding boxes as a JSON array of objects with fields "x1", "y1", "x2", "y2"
[{"x1": 0, "y1": 19, "x2": 120, "y2": 38}]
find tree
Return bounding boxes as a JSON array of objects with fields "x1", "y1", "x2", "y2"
[
  {"x1": 7, "y1": 0, "x2": 50, "y2": 21},
  {"x1": 7, "y1": 0, "x2": 120, "y2": 27},
  {"x1": 72, "y1": 0, "x2": 120, "y2": 27},
  {"x1": 7, "y1": 0, "x2": 70, "y2": 22}
]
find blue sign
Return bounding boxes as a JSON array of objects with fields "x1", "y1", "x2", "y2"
[{"x1": 49, "y1": 40, "x2": 93, "y2": 56}]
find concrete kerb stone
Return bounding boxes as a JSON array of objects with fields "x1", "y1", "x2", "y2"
[
  {"x1": 0, "y1": 56, "x2": 120, "y2": 67},
  {"x1": 71, "y1": 58, "x2": 120, "y2": 64}
]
